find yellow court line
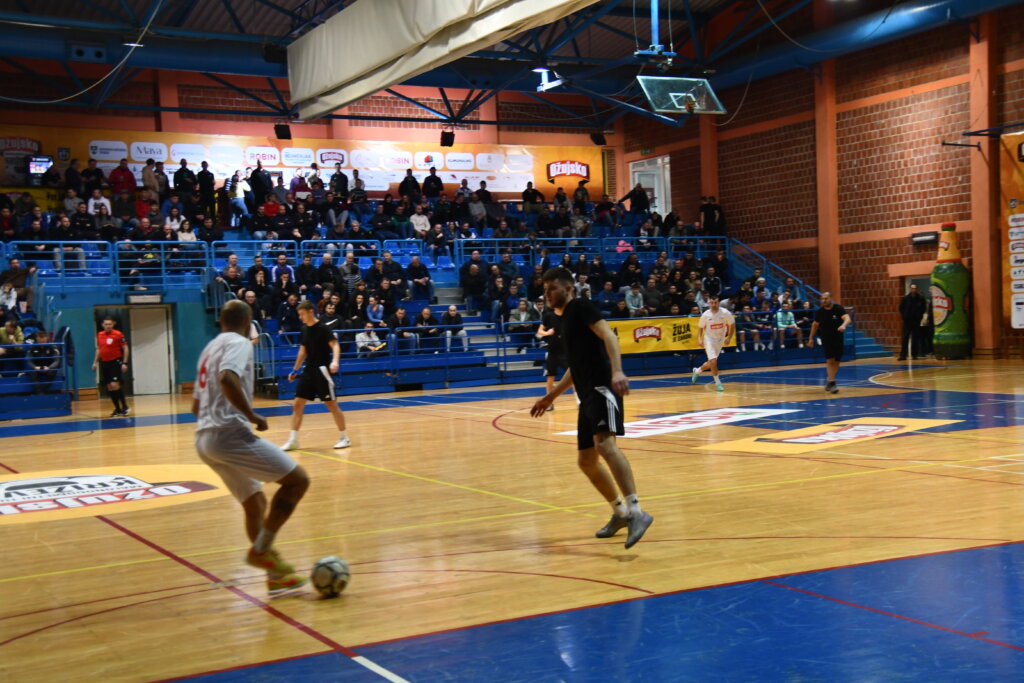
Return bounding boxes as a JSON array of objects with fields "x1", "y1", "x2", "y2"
[
  {"x1": 295, "y1": 448, "x2": 596, "y2": 516},
  {"x1": 564, "y1": 453, "x2": 1007, "y2": 510},
  {"x1": 0, "y1": 556, "x2": 168, "y2": 584}
]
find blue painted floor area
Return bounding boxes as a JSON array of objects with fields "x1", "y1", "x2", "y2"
[
  {"x1": 185, "y1": 652, "x2": 383, "y2": 682},
  {"x1": 191, "y1": 543, "x2": 1024, "y2": 682}
]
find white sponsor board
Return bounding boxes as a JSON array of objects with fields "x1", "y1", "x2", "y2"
[
  {"x1": 445, "y1": 152, "x2": 474, "y2": 171},
  {"x1": 88, "y1": 140, "x2": 128, "y2": 161},
  {"x1": 555, "y1": 408, "x2": 798, "y2": 438},
  {"x1": 505, "y1": 153, "x2": 534, "y2": 171},
  {"x1": 246, "y1": 146, "x2": 280, "y2": 166},
  {"x1": 350, "y1": 149, "x2": 378, "y2": 168},
  {"x1": 207, "y1": 145, "x2": 243, "y2": 166},
  {"x1": 1011, "y1": 240, "x2": 1024, "y2": 253},
  {"x1": 1009, "y1": 213, "x2": 1024, "y2": 228},
  {"x1": 169, "y1": 143, "x2": 208, "y2": 163},
  {"x1": 378, "y1": 149, "x2": 413, "y2": 169},
  {"x1": 1009, "y1": 227, "x2": 1024, "y2": 240},
  {"x1": 1011, "y1": 253, "x2": 1024, "y2": 267},
  {"x1": 476, "y1": 152, "x2": 504, "y2": 171},
  {"x1": 317, "y1": 148, "x2": 347, "y2": 166},
  {"x1": 1012, "y1": 267, "x2": 1024, "y2": 279},
  {"x1": 415, "y1": 151, "x2": 443, "y2": 170},
  {"x1": 281, "y1": 147, "x2": 315, "y2": 167},
  {"x1": 130, "y1": 141, "x2": 167, "y2": 163}
]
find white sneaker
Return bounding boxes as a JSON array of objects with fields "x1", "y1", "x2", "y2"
[
  {"x1": 333, "y1": 436, "x2": 351, "y2": 449},
  {"x1": 281, "y1": 438, "x2": 299, "y2": 451}
]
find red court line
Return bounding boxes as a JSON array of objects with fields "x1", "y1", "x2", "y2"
[
  {"x1": 0, "y1": 587, "x2": 221, "y2": 647},
  {"x1": 96, "y1": 515, "x2": 359, "y2": 658},
  {"x1": 762, "y1": 580, "x2": 1024, "y2": 652}
]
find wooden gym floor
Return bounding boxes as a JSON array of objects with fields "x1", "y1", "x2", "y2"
[{"x1": 1, "y1": 358, "x2": 1023, "y2": 681}]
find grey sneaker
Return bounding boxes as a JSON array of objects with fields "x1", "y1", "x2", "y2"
[
  {"x1": 595, "y1": 514, "x2": 629, "y2": 538},
  {"x1": 624, "y1": 512, "x2": 654, "y2": 549},
  {"x1": 827, "y1": 382, "x2": 839, "y2": 394}
]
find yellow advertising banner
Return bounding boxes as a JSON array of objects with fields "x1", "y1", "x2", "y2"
[
  {"x1": 999, "y1": 131, "x2": 1024, "y2": 329},
  {"x1": 607, "y1": 316, "x2": 736, "y2": 354},
  {"x1": 701, "y1": 417, "x2": 959, "y2": 455},
  {"x1": 0, "y1": 123, "x2": 604, "y2": 207}
]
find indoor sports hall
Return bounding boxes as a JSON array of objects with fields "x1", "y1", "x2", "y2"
[{"x1": 2, "y1": 0, "x2": 1024, "y2": 681}]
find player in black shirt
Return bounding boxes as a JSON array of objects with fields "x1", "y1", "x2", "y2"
[
  {"x1": 807, "y1": 291, "x2": 851, "y2": 393},
  {"x1": 535, "y1": 302, "x2": 566, "y2": 411},
  {"x1": 531, "y1": 267, "x2": 653, "y2": 549},
  {"x1": 282, "y1": 301, "x2": 351, "y2": 450}
]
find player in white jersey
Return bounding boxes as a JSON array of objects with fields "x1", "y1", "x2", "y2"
[
  {"x1": 692, "y1": 295, "x2": 735, "y2": 392},
  {"x1": 193, "y1": 299, "x2": 311, "y2": 595}
]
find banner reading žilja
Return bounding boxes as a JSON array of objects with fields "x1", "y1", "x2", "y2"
[{"x1": 607, "y1": 317, "x2": 736, "y2": 354}]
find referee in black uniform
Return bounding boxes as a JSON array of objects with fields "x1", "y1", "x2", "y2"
[
  {"x1": 281, "y1": 301, "x2": 351, "y2": 450},
  {"x1": 531, "y1": 267, "x2": 653, "y2": 549},
  {"x1": 807, "y1": 291, "x2": 852, "y2": 393}
]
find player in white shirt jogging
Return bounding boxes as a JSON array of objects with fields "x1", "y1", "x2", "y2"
[
  {"x1": 692, "y1": 295, "x2": 735, "y2": 392},
  {"x1": 193, "y1": 299, "x2": 311, "y2": 595}
]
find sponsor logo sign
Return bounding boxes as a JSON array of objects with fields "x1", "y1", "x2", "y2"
[
  {"x1": 505, "y1": 153, "x2": 533, "y2": 171},
  {"x1": 378, "y1": 149, "x2": 412, "y2": 169},
  {"x1": 475, "y1": 153, "x2": 504, "y2": 171},
  {"x1": 0, "y1": 136, "x2": 40, "y2": 153},
  {"x1": 208, "y1": 145, "x2": 243, "y2": 166},
  {"x1": 130, "y1": 141, "x2": 167, "y2": 162},
  {"x1": 169, "y1": 143, "x2": 208, "y2": 163},
  {"x1": 0, "y1": 466, "x2": 229, "y2": 525},
  {"x1": 0, "y1": 136, "x2": 40, "y2": 184},
  {"x1": 414, "y1": 151, "x2": 443, "y2": 170},
  {"x1": 89, "y1": 139, "x2": 128, "y2": 161},
  {"x1": 633, "y1": 325, "x2": 662, "y2": 342},
  {"x1": 1010, "y1": 240, "x2": 1024, "y2": 253},
  {"x1": 281, "y1": 147, "x2": 315, "y2": 167},
  {"x1": 1012, "y1": 281, "x2": 1024, "y2": 292},
  {"x1": 350, "y1": 149, "x2": 378, "y2": 168},
  {"x1": 702, "y1": 417, "x2": 960, "y2": 454},
  {"x1": 1009, "y1": 214, "x2": 1024, "y2": 228},
  {"x1": 556, "y1": 408, "x2": 799, "y2": 439},
  {"x1": 1011, "y1": 253, "x2": 1024, "y2": 267},
  {"x1": 546, "y1": 160, "x2": 590, "y2": 181},
  {"x1": 930, "y1": 284, "x2": 952, "y2": 326},
  {"x1": 445, "y1": 152, "x2": 474, "y2": 171},
  {"x1": 246, "y1": 146, "x2": 280, "y2": 166},
  {"x1": 317, "y1": 148, "x2": 348, "y2": 166},
  {"x1": 1013, "y1": 267, "x2": 1024, "y2": 279},
  {"x1": 1011, "y1": 227, "x2": 1024, "y2": 240}
]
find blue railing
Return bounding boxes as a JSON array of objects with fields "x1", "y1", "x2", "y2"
[
  {"x1": 113, "y1": 241, "x2": 209, "y2": 290},
  {"x1": 0, "y1": 339, "x2": 72, "y2": 416}
]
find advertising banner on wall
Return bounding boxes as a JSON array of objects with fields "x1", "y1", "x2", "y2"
[
  {"x1": 0, "y1": 124, "x2": 603, "y2": 202},
  {"x1": 999, "y1": 132, "x2": 1024, "y2": 329},
  {"x1": 607, "y1": 316, "x2": 736, "y2": 354}
]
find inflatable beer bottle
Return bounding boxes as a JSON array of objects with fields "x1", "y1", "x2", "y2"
[{"x1": 930, "y1": 222, "x2": 970, "y2": 358}]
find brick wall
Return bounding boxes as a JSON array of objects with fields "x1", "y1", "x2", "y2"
[
  {"x1": 997, "y1": 69, "x2": 1024, "y2": 125},
  {"x1": 719, "y1": 120, "x2": 818, "y2": 243},
  {"x1": 347, "y1": 95, "x2": 480, "y2": 130},
  {"x1": 835, "y1": 23, "x2": 968, "y2": 103},
  {"x1": 0, "y1": 74, "x2": 156, "y2": 118},
  {"x1": 836, "y1": 83, "x2": 971, "y2": 233},
  {"x1": 839, "y1": 232, "x2": 972, "y2": 349},
  {"x1": 177, "y1": 84, "x2": 322, "y2": 125},
  {"x1": 760, "y1": 247, "x2": 819, "y2": 291},
  {"x1": 668, "y1": 146, "x2": 701, "y2": 222},
  {"x1": 716, "y1": 70, "x2": 814, "y2": 133},
  {"x1": 497, "y1": 101, "x2": 596, "y2": 135},
  {"x1": 623, "y1": 114, "x2": 698, "y2": 154},
  {"x1": 997, "y1": 4, "x2": 1024, "y2": 64}
]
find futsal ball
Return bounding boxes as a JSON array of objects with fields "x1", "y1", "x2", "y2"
[{"x1": 311, "y1": 556, "x2": 350, "y2": 598}]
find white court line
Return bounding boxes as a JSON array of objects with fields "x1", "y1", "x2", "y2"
[{"x1": 352, "y1": 655, "x2": 410, "y2": 682}]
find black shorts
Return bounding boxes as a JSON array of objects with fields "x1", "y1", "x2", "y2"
[
  {"x1": 577, "y1": 387, "x2": 625, "y2": 451},
  {"x1": 294, "y1": 366, "x2": 337, "y2": 402},
  {"x1": 545, "y1": 352, "x2": 567, "y2": 378},
  {"x1": 821, "y1": 335, "x2": 844, "y2": 361},
  {"x1": 100, "y1": 359, "x2": 123, "y2": 384}
]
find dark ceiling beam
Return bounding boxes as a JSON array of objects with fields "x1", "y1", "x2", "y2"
[{"x1": 220, "y1": 0, "x2": 246, "y2": 34}]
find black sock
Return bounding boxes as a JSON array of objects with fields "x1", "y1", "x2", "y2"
[
  {"x1": 111, "y1": 392, "x2": 122, "y2": 411},
  {"x1": 118, "y1": 391, "x2": 129, "y2": 411},
  {"x1": 114, "y1": 390, "x2": 126, "y2": 411}
]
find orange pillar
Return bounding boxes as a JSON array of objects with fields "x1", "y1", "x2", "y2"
[
  {"x1": 969, "y1": 13, "x2": 1000, "y2": 354},
  {"x1": 699, "y1": 115, "x2": 718, "y2": 199},
  {"x1": 155, "y1": 70, "x2": 181, "y2": 133},
  {"x1": 814, "y1": 58, "x2": 840, "y2": 300}
]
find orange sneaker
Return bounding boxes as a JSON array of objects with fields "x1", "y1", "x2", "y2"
[
  {"x1": 268, "y1": 573, "x2": 308, "y2": 595},
  {"x1": 245, "y1": 548, "x2": 296, "y2": 577}
]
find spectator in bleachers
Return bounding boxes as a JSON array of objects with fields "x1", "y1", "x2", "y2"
[
  {"x1": 227, "y1": 170, "x2": 250, "y2": 228},
  {"x1": 700, "y1": 196, "x2": 726, "y2": 235},
  {"x1": 81, "y1": 159, "x2": 106, "y2": 196},
  {"x1": 243, "y1": 290, "x2": 264, "y2": 322},
  {"x1": 425, "y1": 223, "x2": 450, "y2": 259},
  {"x1": 320, "y1": 301, "x2": 344, "y2": 335},
  {"x1": 356, "y1": 321, "x2": 386, "y2": 358},
  {"x1": 422, "y1": 167, "x2": 443, "y2": 202},
  {"x1": 347, "y1": 292, "x2": 368, "y2": 326},
  {"x1": 142, "y1": 158, "x2": 158, "y2": 195},
  {"x1": 619, "y1": 183, "x2": 649, "y2": 215},
  {"x1": 289, "y1": 169, "x2": 311, "y2": 200},
  {"x1": 27, "y1": 329, "x2": 59, "y2": 393},
  {"x1": 399, "y1": 169, "x2": 421, "y2": 204},
  {"x1": 109, "y1": 159, "x2": 137, "y2": 195},
  {"x1": 625, "y1": 285, "x2": 644, "y2": 317},
  {"x1": 775, "y1": 301, "x2": 804, "y2": 349},
  {"x1": 594, "y1": 280, "x2": 620, "y2": 314},
  {"x1": 497, "y1": 252, "x2": 519, "y2": 284},
  {"x1": 618, "y1": 263, "x2": 643, "y2": 293},
  {"x1": 13, "y1": 192, "x2": 37, "y2": 220},
  {"x1": 389, "y1": 205, "x2": 412, "y2": 240},
  {"x1": 488, "y1": 276, "x2": 509, "y2": 322},
  {"x1": 410, "y1": 205, "x2": 430, "y2": 239},
  {"x1": 336, "y1": 252, "x2": 360, "y2": 293},
  {"x1": 291, "y1": 203, "x2": 317, "y2": 241},
  {"x1": 65, "y1": 159, "x2": 83, "y2": 196},
  {"x1": 551, "y1": 206, "x2": 571, "y2": 238},
  {"x1": 453, "y1": 178, "x2": 471, "y2": 200},
  {"x1": 271, "y1": 253, "x2": 294, "y2": 283},
  {"x1": 295, "y1": 253, "x2": 320, "y2": 301},
  {"x1": 414, "y1": 306, "x2": 441, "y2": 352},
  {"x1": 317, "y1": 252, "x2": 342, "y2": 293},
  {"x1": 441, "y1": 305, "x2": 467, "y2": 352},
  {"x1": 433, "y1": 193, "x2": 454, "y2": 225},
  {"x1": 0, "y1": 319, "x2": 25, "y2": 366},
  {"x1": 641, "y1": 278, "x2": 662, "y2": 316},
  {"x1": 609, "y1": 299, "x2": 630, "y2": 319},
  {"x1": 0, "y1": 282, "x2": 18, "y2": 321},
  {"x1": 593, "y1": 194, "x2": 619, "y2": 230},
  {"x1": 0, "y1": 257, "x2": 35, "y2": 313},
  {"x1": 164, "y1": 206, "x2": 184, "y2": 231},
  {"x1": 348, "y1": 179, "x2": 370, "y2": 219},
  {"x1": 21, "y1": 220, "x2": 48, "y2": 266},
  {"x1": 329, "y1": 163, "x2": 349, "y2": 198},
  {"x1": 176, "y1": 219, "x2": 198, "y2": 243},
  {"x1": 703, "y1": 266, "x2": 723, "y2": 299},
  {"x1": 506, "y1": 299, "x2": 534, "y2": 353},
  {"x1": 572, "y1": 180, "x2": 590, "y2": 212},
  {"x1": 552, "y1": 187, "x2": 570, "y2": 212},
  {"x1": 277, "y1": 293, "x2": 301, "y2": 336},
  {"x1": 366, "y1": 295, "x2": 385, "y2": 327},
  {"x1": 221, "y1": 266, "x2": 246, "y2": 297},
  {"x1": 153, "y1": 161, "x2": 170, "y2": 200},
  {"x1": 476, "y1": 180, "x2": 493, "y2": 204},
  {"x1": 468, "y1": 193, "x2": 487, "y2": 229},
  {"x1": 62, "y1": 188, "x2": 81, "y2": 215},
  {"x1": 198, "y1": 216, "x2": 221, "y2": 243},
  {"x1": 174, "y1": 159, "x2": 196, "y2": 195},
  {"x1": 460, "y1": 263, "x2": 487, "y2": 316},
  {"x1": 522, "y1": 181, "x2": 544, "y2": 214},
  {"x1": 570, "y1": 207, "x2": 592, "y2": 238},
  {"x1": 41, "y1": 164, "x2": 62, "y2": 188},
  {"x1": 777, "y1": 276, "x2": 804, "y2": 302},
  {"x1": 273, "y1": 272, "x2": 299, "y2": 310},
  {"x1": 451, "y1": 195, "x2": 472, "y2": 226},
  {"x1": 111, "y1": 189, "x2": 136, "y2": 229},
  {"x1": 141, "y1": 200, "x2": 163, "y2": 228},
  {"x1": 381, "y1": 253, "x2": 408, "y2": 296},
  {"x1": 575, "y1": 274, "x2": 592, "y2": 301},
  {"x1": 376, "y1": 279, "x2": 399, "y2": 314},
  {"x1": 197, "y1": 161, "x2": 215, "y2": 219},
  {"x1": 0, "y1": 207, "x2": 17, "y2": 242},
  {"x1": 385, "y1": 306, "x2": 416, "y2": 351},
  {"x1": 406, "y1": 255, "x2": 434, "y2": 303},
  {"x1": 51, "y1": 215, "x2": 86, "y2": 271}
]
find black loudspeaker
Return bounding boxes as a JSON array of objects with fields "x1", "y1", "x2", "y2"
[
  {"x1": 263, "y1": 44, "x2": 288, "y2": 64},
  {"x1": 275, "y1": 124, "x2": 292, "y2": 140},
  {"x1": 440, "y1": 130, "x2": 455, "y2": 147},
  {"x1": 590, "y1": 132, "x2": 607, "y2": 146}
]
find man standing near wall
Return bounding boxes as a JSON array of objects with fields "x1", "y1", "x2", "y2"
[
  {"x1": 897, "y1": 284, "x2": 927, "y2": 361},
  {"x1": 92, "y1": 317, "x2": 131, "y2": 417}
]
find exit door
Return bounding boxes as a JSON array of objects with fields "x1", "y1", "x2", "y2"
[{"x1": 128, "y1": 307, "x2": 174, "y2": 395}]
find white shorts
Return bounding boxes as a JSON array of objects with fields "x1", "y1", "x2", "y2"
[
  {"x1": 704, "y1": 338, "x2": 724, "y2": 361},
  {"x1": 195, "y1": 427, "x2": 298, "y2": 502}
]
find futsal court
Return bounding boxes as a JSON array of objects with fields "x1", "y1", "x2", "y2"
[{"x1": 1, "y1": 358, "x2": 1024, "y2": 681}]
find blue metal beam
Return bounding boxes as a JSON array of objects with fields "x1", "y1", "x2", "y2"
[
  {"x1": 201, "y1": 72, "x2": 285, "y2": 113},
  {"x1": 171, "y1": 0, "x2": 202, "y2": 28},
  {"x1": 704, "y1": 1, "x2": 764, "y2": 64},
  {"x1": 60, "y1": 61, "x2": 87, "y2": 98},
  {"x1": 253, "y1": 0, "x2": 306, "y2": 23},
  {"x1": 383, "y1": 88, "x2": 451, "y2": 121},
  {"x1": 569, "y1": 83, "x2": 683, "y2": 127},
  {"x1": 266, "y1": 77, "x2": 288, "y2": 111},
  {"x1": 438, "y1": 88, "x2": 455, "y2": 118},
  {"x1": 1, "y1": 57, "x2": 75, "y2": 95},
  {"x1": 519, "y1": 90, "x2": 596, "y2": 124},
  {"x1": 78, "y1": 0, "x2": 129, "y2": 25},
  {"x1": 593, "y1": 19, "x2": 636, "y2": 43},
  {"x1": 680, "y1": 0, "x2": 704, "y2": 60},
  {"x1": 706, "y1": 0, "x2": 812, "y2": 63},
  {"x1": 94, "y1": 66, "x2": 143, "y2": 106},
  {"x1": 117, "y1": 0, "x2": 137, "y2": 24},
  {"x1": 470, "y1": 50, "x2": 612, "y2": 66},
  {"x1": 0, "y1": 10, "x2": 279, "y2": 43},
  {"x1": 546, "y1": 0, "x2": 626, "y2": 56},
  {"x1": 286, "y1": 0, "x2": 348, "y2": 38},
  {"x1": 220, "y1": 0, "x2": 246, "y2": 34}
]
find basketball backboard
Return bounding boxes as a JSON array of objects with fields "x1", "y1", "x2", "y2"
[{"x1": 636, "y1": 76, "x2": 726, "y2": 115}]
